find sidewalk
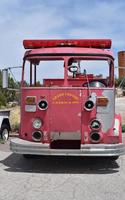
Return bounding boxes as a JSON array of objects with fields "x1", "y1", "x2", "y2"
[{"x1": 115, "y1": 97, "x2": 125, "y2": 124}]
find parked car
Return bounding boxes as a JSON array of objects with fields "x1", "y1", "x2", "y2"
[{"x1": 0, "y1": 110, "x2": 11, "y2": 141}]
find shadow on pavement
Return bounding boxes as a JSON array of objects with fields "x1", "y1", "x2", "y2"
[{"x1": 1, "y1": 153, "x2": 120, "y2": 174}]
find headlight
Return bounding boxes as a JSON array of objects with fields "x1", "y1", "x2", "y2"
[
  {"x1": 32, "y1": 131, "x2": 43, "y2": 142},
  {"x1": 90, "y1": 132, "x2": 101, "y2": 143},
  {"x1": 84, "y1": 100, "x2": 94, "y2": 111},
  {"x1": 90, "y1": 119, "x2": 101, "y2": 130},
  {"x1": 38, "y1": 99, "x2": 48, "y2": 110},
  {"x1": 33, "y1": 118, "x2": 42, "y2": 129}
]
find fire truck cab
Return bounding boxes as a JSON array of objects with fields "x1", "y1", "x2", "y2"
[{"x1": 10, "y1": 39, "x2": 125, "y2": 159}]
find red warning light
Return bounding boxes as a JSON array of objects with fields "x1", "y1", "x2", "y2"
[{"x1": 23, "y1": 39, "x2": 112, "y2": 49}]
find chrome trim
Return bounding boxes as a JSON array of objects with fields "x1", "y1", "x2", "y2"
[{"x1": 10, "y1": 138, "x2": 125, "y2": 156}]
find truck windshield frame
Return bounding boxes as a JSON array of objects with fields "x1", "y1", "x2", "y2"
[{"x1": 22, "y1": 54, "x2": 114, "y2": 88}]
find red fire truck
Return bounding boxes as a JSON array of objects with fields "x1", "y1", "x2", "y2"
[{"x1": 10, "y1": 39, "x2": 125, "y2": 159}]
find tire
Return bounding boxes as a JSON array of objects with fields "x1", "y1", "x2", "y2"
[
  {"x1": 0, "y1": 125, "x2": 9, "y2": 141},
  {"x1": 110, "y1": 156, "x2": 119, "y2": 161},
  {"x1": 23, "y1": 154, "x2": 35, "y2": 159},
  {"x1": 104, "y1": 156, "x2": 119, "y2": 161}
]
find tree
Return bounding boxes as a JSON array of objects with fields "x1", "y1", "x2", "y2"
[
  {"x1": 115, "y1": 77, "x2": 125, "y2": 89},
  {"x1": 0, "y1": 70, "x2": 19, "y2": 108}
]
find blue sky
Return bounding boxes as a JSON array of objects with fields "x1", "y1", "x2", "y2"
[{"x1": 0, "y1": 0, "x2": 125, "y2": 80}]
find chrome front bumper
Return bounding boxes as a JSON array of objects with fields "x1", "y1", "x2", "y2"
[{"x1": 10, "y1": 138, "x2": 125, "y2": 157}]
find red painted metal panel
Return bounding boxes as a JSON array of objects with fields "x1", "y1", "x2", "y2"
[
  {"x1": 24, "y1": 47, "x2": 114, "y2": 61},
  {"x1": 20, "y1": 87, "x2": 121, "y2": 146},
  {"x1": 50, "y1": 89, "x2": 82, "y2": 132},
  {"x1": 20, "y1": 88, "x2": 50, "y2": 143}
]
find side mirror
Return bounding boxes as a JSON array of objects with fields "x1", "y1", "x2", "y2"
[{"x1": 2, "y1": 69, "x2": 8, "y2": 88}]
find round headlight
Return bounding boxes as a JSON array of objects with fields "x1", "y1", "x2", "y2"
[
  {"x1": 32, "y1": 131, "x2": 42, "y2": 142},
  {"x1": 38, "y1": 100, "x2": 48, "y2": 110},
  {"x1": 33, "y1": 118, "x2": 42, "y2": 129},
  {"x1": 84, "y1": 100, "x2": 94, "y2": 111},
  {"x1": 90, "y1": 132, "x2": 101, "y2": 143},
  {"x1": 90, "y1": 119, "x2": 101, "y2": 130}
]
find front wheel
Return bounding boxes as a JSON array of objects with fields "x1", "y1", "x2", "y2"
[
  {"x1": 23, "y1": 154, "x2": 36, "y2": 159},
  {"x1": 0, "y1": 125, "x2": 9, "y2": 141},
  {"x1": 104, "y1": 156, "x2": 119, "y2": 161},
  {"x1": 110, "y1": 156, "x2": 119, "y2": 161}
]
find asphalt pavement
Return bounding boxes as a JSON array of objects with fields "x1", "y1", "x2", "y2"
[
  {"x1": 0, "y1": 97, "x2": 125, "y2": 200},
  {"x1": 0, "y1": 138, "x2": 125, "y2": 200},
  {"x1": 115, "y1": 97, "x2": 125, "y2": 124}
]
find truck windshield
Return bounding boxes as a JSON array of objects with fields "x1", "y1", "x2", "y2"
[
  {"x1": 22, "y1": 56, "x2": 113, "y2": 87},
  {"x1": 23, "y1": 59, "x2": 64, "y2": 86}
]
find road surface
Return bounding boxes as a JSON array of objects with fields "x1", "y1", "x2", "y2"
[
  {"x1": 116, "y1": 97, "x2": 125, "y2": 124},
  {"x1": 0, "y1": 97, "x2": 125, "y2": 200},
  {"x1": 0, "y1": 138, "x2": 125, "y2": 200}
]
